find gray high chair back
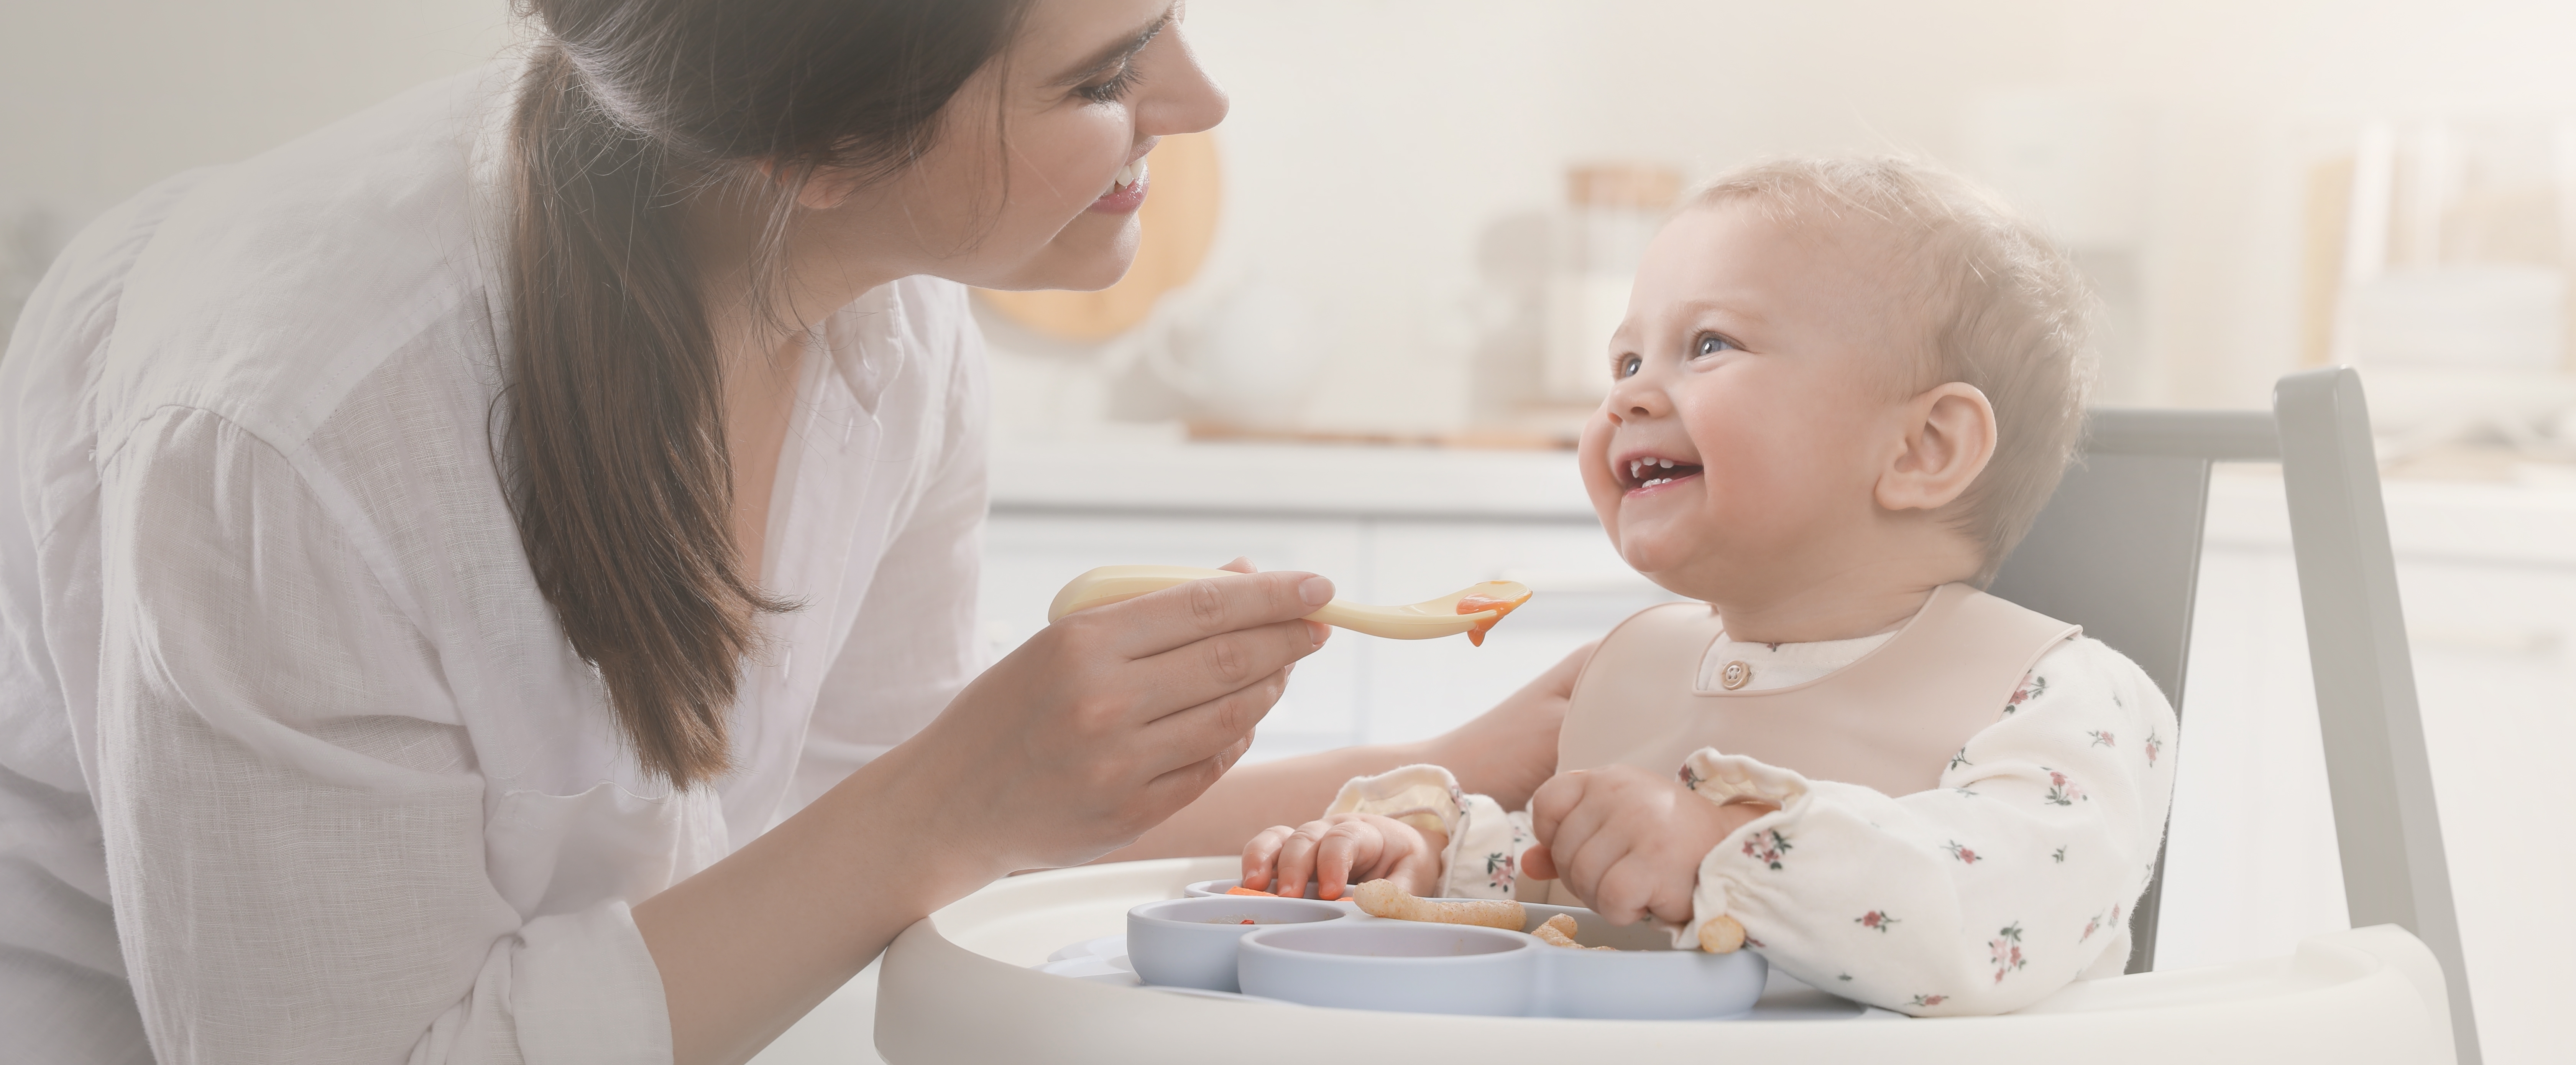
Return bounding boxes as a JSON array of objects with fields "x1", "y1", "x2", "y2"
[{"x1": 1986, "y1": 367, "x2": 2479, "y2": 1065}]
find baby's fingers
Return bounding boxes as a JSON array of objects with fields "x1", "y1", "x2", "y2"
[
  {"x1": 1240, "y1": 825, "x2": 1297, "y2": 891},
  {"x1": 1521, "y1": 843, "x2": 1558, "y2": 881},
  {"x1": 1312, "y1": 822, "x2": 1382, "y2": 901},
  {"x1": 1272, "y1": 823, "x2": 1330, "y2": 899}
]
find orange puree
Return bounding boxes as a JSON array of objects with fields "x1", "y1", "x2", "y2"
[{"x1": 1454, "y1": 589, "x2": 1533, "y2": 646}]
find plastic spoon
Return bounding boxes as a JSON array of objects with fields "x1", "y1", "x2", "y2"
[{"x1": 1046, "y1": 565, "x2": 1533, "y2": 644}]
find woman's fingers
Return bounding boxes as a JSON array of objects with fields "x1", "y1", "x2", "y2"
[
  {"x1": 1091, "y1": 569, "x2": 1333, "y2": 659},
  {"x1": 1137, "y1": 666, "x2": 1291, "y2": 779},
  {"x1": 1129, "y1": 619, "x2": 1321, "y2": 723}
]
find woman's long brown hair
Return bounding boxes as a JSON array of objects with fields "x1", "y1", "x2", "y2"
[{"x1": 503, "y1": 0, "x2": 1027, "y2": 786}]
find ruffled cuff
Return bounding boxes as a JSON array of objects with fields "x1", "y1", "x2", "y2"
[
  {"x1": 1325, "y1": 765, "x2": 1534, "y2": 900},
  {"x1": 1326, "y1": 763, "x2": 1467, "y2": 839},
  {"x1": 1678, "y1": 748, "x2": 1814, "y2": 951}
]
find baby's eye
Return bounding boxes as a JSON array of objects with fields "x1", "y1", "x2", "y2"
[
  {"x1": 1617, "y1": 354, "x2": 1643, "y2": 378},
  {"x1": 1694, "y1": 334, "x2": 1738, "y2": 357}
]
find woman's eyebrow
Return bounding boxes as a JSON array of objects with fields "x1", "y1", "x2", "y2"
[{"x1": 1051, "y1": 4, "x2": 1177, "y2": 86}]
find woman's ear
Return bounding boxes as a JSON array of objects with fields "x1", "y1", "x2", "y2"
[{"x1": 1875, "y1": 382, "x2": 1998, "y2": 512}]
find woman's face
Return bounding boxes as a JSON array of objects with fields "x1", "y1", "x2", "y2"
[{"x1": 829, "y1": 0, "x2": 1227, "y2": 292}]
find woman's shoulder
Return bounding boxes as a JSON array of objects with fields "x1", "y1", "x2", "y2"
[{"x1": 78, "y1": 62, "x2": 522, "y2": 462}]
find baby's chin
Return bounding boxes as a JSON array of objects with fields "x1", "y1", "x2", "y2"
[{"x1": 1615, "y1": 531, "x2": 1729, "y2": 601}]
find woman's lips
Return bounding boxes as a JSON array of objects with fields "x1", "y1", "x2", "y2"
[{"x1": 1088, "y1": 158, "x2": 1149, "y2": 214}]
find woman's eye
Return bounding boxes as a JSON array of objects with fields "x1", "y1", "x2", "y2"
[
  {"x1": 1617, "y1": 354, "x2": 1643, "y2": 378},
  {"x1": 1078, "y1": 63, "x2": 1141, "y2": 103},
  {"x1": 1694, "y1": 334, "x2": 1737, "y2": 357}
]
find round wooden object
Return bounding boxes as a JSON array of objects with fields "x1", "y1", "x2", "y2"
[{"x1": 975, "y1": 131, "x2": 1222, "y2": 342}]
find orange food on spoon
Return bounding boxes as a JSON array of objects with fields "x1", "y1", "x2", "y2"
[{"x1": 1454, "y1": 588, "x2": 1534, "y2": 647}]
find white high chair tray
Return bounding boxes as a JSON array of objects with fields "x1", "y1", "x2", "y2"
[{"x1": 876, "y1": 857, "x2": 2459, "y2": 1064}]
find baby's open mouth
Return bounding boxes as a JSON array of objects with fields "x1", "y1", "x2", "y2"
[{"x1": 1621, "y1": 456, "x2": 1704, "y2": 491}]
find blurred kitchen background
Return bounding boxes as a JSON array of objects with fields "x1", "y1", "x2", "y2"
[{"x1": 6, "y1": 2, "x2": 2574, "y2": 1061}]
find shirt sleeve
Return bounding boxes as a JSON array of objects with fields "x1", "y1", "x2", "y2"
[
  {"x1": 94, "y1": 407, "x2": 669, "y2": 1064},
  {"x1": 1324, "y1": 765, "x2": 1538, "y2": 900},
  {"x1": 1677, "y1": 637, "x2": 2179, "y2": 1016}
]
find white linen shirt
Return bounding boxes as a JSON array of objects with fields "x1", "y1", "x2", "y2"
[{"x1": 0, "y1": 63, "x2": 989, "y2": 1064}]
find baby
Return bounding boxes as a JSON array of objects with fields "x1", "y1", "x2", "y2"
[{"x1": 1240, "y1": 156, "x2": 2177, "y2": 1016}]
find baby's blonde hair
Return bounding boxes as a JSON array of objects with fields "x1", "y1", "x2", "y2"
[{"x1": 1692, "y1": 155, "x2": 2099, "y2": 584}]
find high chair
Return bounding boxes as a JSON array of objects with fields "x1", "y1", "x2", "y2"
[{"x1": 872, "y1": 367, "x2": 2477, "y2": 1064}]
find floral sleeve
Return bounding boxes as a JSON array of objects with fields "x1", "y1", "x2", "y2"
[
  {"x1": 1324, "y1": 765, "x2": 1537, "y2": 900},
  {"x1": 1679, "y1": 637, "x2": 2179, "y2": 1016}
]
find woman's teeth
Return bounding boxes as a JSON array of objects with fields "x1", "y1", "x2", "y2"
[{"x1": 1112, "y1": 158, "x2": 1147, "y2": 191}]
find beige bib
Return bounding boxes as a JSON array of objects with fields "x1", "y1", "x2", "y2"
[{"x1": 1558, "y1": 583, "x2": 2079, "y2": 797}]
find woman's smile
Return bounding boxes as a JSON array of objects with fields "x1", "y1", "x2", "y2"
[{"x1": 1089, "y1": 156, "x2": 1150, "y2": 213}]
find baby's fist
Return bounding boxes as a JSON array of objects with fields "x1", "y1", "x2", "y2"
[{"x1": 1528, "y1": 765, "x2": 1771, "y2": 927}]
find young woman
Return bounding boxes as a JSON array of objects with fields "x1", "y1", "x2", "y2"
[{"x1": 0, "y1": 1, "x2": 1579, "y2": 1063}]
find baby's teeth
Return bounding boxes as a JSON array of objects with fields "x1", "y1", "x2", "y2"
[
  {"x1": 1114, "y1": 159, "x2": 1147, "y2": 189},
  {"x1": 1659, "y1": 458, "x2": 1674, "y2": 468}
]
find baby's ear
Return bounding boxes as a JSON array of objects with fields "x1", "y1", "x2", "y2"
[{"x1": 1876, "y1": 383, "x2": 1997, "y2": 512}]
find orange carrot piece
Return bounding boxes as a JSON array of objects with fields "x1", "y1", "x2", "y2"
[{"x1": 1225, "y1": 886, "x2": 1277, "y2": 897}]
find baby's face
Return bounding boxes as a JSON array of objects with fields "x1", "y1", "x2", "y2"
[{"x1": 1578, "y1": 201, "x2": 1926, "y2": 602}]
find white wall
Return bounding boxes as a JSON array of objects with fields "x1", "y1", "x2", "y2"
[{"x1": 12, "y1": 2, "x2": 2576, "y2": 418}]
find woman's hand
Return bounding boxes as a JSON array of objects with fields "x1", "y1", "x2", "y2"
[
  {"x1": 1241, "y1": 813, "x2": 1447, "y2": 900},
  {"x1": 1418, "y1": 640, "x2": 1595, "y2": 812},
  {"x1": 1524, "y1": 765, "x2": 1773, "y2": 927},
  {"x1": 891, "y1": 566, "x2": 1334, "y2": 875}
]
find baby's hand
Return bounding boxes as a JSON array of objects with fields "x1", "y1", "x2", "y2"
[
  {"x1": 1241, "y1": 813, "x2": 1448, "y2": 901},
  {"x1": 1527, "y1": 765, "x2": 1773, "y2": 927}
]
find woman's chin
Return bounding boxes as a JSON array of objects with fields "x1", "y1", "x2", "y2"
[{"x1": 981, "y1": 232, "x2": 1140, "y2": 293}]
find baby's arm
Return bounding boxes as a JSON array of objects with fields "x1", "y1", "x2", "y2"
[
  {"x1": 1240, "y1": 764, "x2": 1539, "y2": 900},
  {"x1": 1679, "y1": 637, "x2": 2180, "y2": 1015}
]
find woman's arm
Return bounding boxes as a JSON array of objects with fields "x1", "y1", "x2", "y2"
[
  {"x1": 1093, "y1": 639, "x2": 1594, "y2": 864},
  {"x1": 637, "y1": 569, "x2": 1336, "y2": 1065}
]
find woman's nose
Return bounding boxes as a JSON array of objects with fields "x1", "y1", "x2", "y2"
[{"x1": 1141, "y1": 29, "x2": 1229, "y2": 136}]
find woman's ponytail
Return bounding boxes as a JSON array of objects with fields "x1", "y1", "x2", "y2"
[{"x1": 504, "y1": 44, "x2": 784, "y2": 787}]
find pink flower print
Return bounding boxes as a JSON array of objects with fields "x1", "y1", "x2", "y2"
[
  {"x1": 1990, "y1": 922, "x2": 2027, "y2": 983},
  {"x1": 2043, "y1": 770, "x2": 2086, "y2": 806},
  {"x1": 2088, "y1": 730, "x2": 2116, "y2": 748},
  {"x1": 2080, "y1": 912, "x2": 2101, "y2": 942},
  {"x1": 1678, "y1": 764, "x2": 1704, "y2": 791},
  {"x1": 1741, "y1": 828, "x2": 1793, "y2": 870},
  {"x1": 1909, "y1": 993, "x2": 1947, "y2": 1007},
  {"x1": 2110, "y1": 902, "x2": 2123, "y2": 924},
  {"x1": 2003, "y1": 673, "x2": 2049, "y2": 716},
  {"x1": 1485, "y1": 852, "x2": 1517, "y2": 892},
  {"x1": 1943, "y1": 840, "x2": 1981, "y2": 864},
  {"x1": 2144, "y1": 729, "x2": 2163, "y2": 767},
  {"x1": 1856, "y1": 910, "x2": 1900, "y2": 933}
]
